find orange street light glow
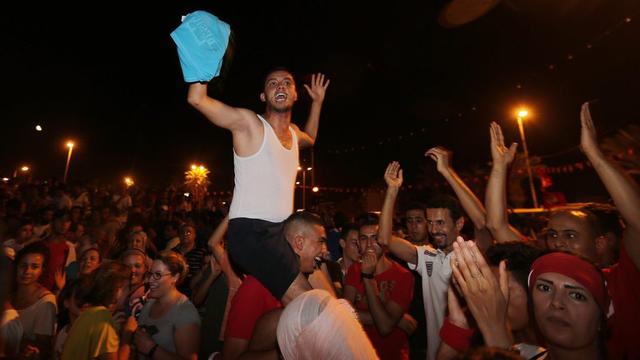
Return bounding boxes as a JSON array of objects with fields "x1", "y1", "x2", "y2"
[
  {"x1": 21, "y1": 166, "x2": 29, "y2": 172},
  {"x1": 312, "y1": 186, "x2": 319, "y2": 192},
  {"x1": 66, "y1": 141, "x2": 75, "y2": 148}
]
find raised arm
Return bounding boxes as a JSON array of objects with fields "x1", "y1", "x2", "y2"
[
  {"x1": 379, "y1": 162, "x2": 418, "y2": 265},
  {"x1": 295, "y1": 73, "x2": 330, "y2": 148},
  {"x1": 187, "y1": 82, "x2": 255, "y2": 133},
  {"x1": 581, "y1": 102, "x2": 640, "y2": 268},
  {"x1": 426, "y1": 147, "x2": 493, "y2": 250},
  {"x1": 208, "y1": 216, "x2": 242, "y2": 290},
  {"x1": 485, "y1": 122, "x2": 526, "y2": 243}
]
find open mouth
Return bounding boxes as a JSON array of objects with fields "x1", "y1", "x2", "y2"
[{"x1": 275, "y1": 93, "x2": 287, "y2": 102}]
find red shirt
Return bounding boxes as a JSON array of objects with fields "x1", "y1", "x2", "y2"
[
  {"x1": 345, "y1": 260, "x2": 414, "y2": 360},
  {"x1": 603, "y1": 245, "x2": 640, "y2": 360},
  {"x1": 225, "y1": 276, "x2": 282, "y2": 340},
  {"x1": 43, "y1": 240, "x2": 69, "y2": 290}
]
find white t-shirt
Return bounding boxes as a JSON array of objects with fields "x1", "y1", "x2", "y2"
[
  {"x1": 17, "y1": 293, "x2": 57, "y2": 341},
  {"x1": 408, "y1": 245, "x2": 453, "y2": 360}
]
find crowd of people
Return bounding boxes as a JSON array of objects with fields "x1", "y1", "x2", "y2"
[{"x1": 1, "y1": 65, "x2": 638, "y2": 360}]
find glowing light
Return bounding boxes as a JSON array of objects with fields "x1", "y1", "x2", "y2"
[
  {"x1": 124, "y1": 177, "x2": 134, "y2": 187},
  {"x1": 517, "y1": 109, "x2": 528, "y2": 118},
  {"x1": 20, "y1": 166, "x2": 29, "y2": 172},
  {"x1": 184, "y1": 192, "x2": 190, "y2": 197},
  {"x1": 2, "y1": 178, "x2": 9, "y2": 182},
  {"x1": 307, "y1": 167, "x2": 312, "y2": 171},
  {"x1": 35, "y1": 125, "x2": 42, "y2": 131},
  {"x1": 297, "y1": 166, "x2": 302, "y2": 171},
  {"x1": 312, "y1": 186, "x2": 319, "y2": 193},
  {"x1": 191, "y1": 164, "x2": 197, "y2": 170},
  {"x1": 66, "y1": 141, "x2": 75, "y2": 149},
  {"x1": 296, "y1": 181, "x2": 300, "y2": 185}
]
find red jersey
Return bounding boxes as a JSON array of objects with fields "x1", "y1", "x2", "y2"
[{"x1": 225, "y1": 275, "x2": 282, "y2": 340}]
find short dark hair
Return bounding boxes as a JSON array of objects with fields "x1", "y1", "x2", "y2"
[
  {"x1": 426, "y1": 194, "x2": 463, "y2": 221},
  {"x1": 262, "y1": 66, "x2": 295, "y2": 87},
  {"x1": 78, "y1": 261, "x2": 130, "y2": 307},
  {"x1": 486, "y1": 241, "x2": 543, "y2": 290},
  {"x1": 404, "y1": 201, "x2": 427, "y2": 215},
  {"x1": 284, "y1": 211, "x2": 325, "y2": 239},
  {"x1": 340, "y1": 223, "x2": 360, "y2": 240},
  {"x1": 356, "y1": 212, "x2": 379, "y2": 228}
]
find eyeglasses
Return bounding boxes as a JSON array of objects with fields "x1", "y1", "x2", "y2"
[{"x1": 145, "y1": 271, "x2": 173, "y2": 281}]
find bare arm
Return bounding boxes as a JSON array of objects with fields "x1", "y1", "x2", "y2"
[
  {"x1": 363, "y1": 278, "x2": 405, "y2": 336},
  {"x1": 581, "y1": 102, "x2": 640, "y2": 268},
  {"x1": 379, "y1": 162, "x2": 419, "y2": 265},
  {"x1": 308, "y1": 267, "x2": 337, "y2": 297},
  {"x1": 187, "y1": 82, "x2": 255, "y2": 133},
  {"x1": 426, "y1": 147, "x2": 493, "y2": 251},
  {"x1": 485, "y1": 122, "x2": 526, "y2": 243},
  {"x1": 208, "y1": 216, "x2": 242, "y2": 290},
  {"x1": 296, "y1": 73, "x2": 330, "y2": 148},
  {"x1": 190, "y1": 256, "x2": 222, "y2": 307}
]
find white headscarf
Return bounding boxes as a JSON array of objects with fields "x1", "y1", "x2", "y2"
[{"x1": 277, "y1": 289, "x2": 379, "y2": 360}]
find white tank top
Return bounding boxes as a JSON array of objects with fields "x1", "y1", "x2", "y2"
[{"x1": 229, "y1": 115, "x2": 299, "y2": 222}]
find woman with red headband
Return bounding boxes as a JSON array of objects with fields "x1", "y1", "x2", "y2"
[{"x1": 447, "y1": 238, "x2": 608, "y2": 360}]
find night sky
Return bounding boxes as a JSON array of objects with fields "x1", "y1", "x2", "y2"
[{"x1": 2, "y1": 0, "x2": 640, "y2": 192}]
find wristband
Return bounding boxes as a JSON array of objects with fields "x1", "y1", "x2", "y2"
[
  {"x1": 439, "y1": 317, "x2": 474, "y2": 352},
  {"x1": 361, "y1": 272, "x2": 375, "y2": 279}
]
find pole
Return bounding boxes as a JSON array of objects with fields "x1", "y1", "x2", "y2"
[
  {"x1": 302, "y1": 170, "x2": 306, "y2": 209},
  {"x1": 517, "y1": 117, "x2": 539, "y2": 208},
  {"x1": 64, "y1": 146, "x2": 73, "y2": 183}
]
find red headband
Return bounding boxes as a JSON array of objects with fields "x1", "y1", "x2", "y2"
[{"x1": 528, "y1": 252, "x2": 608, "y2": 311}]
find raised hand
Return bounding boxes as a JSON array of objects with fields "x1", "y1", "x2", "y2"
[
  {"x1": 490, "y1": 122, "x2": 518, "y2": 167},
  {"x1": 425, "y1": 146, "x2": 452, "y2": 174},
  {"x1": 450, "y1": 238, "x2": 512, "y2": 348},
  {"x1": 384, "y1": 161, "x2": 403, "y2": 188},
  {"x1": 303, "y1": 73, "x2": 330, "y2": 103},
  {"x1": 580, "y1": 102, "x2": 600, "y2": 154},
  {"x1": 54, "y1": 268, "x2": 66, "y2": 291}
]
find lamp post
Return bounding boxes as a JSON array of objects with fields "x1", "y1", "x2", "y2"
[
  {"x1": 298, "y1": 166, "x2": 313, "y2": 209},
  {"x1": 516, "y1": 109, "x2": 539, "y2": 208},
  {"x1": 63, "y1": 141, "x2": 74, "y2": 183}
]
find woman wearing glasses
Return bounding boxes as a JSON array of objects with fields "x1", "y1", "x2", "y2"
[{"x1": 134, "y1": 251, "x2": 200, "y2": 359}]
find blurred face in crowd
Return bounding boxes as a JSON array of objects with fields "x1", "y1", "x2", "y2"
[
  {"x1": 339, "y1": 229, "x2": 361, "y2": 263},
  {"x1": 405, "y1": 209, "x2": 428, "y2": 244},
  {"x1": 426, "y1": 208, "x2": 462, "y2": 250},
  {"x1": 147, "y1": 260, "x2": 178, "y2": 299},
  {"x1": 359, "y1": 224, "x2": 382, "y2": 258},
  {"x1": 129, "y1": 232, "x2": 147, "y2": 250},
  {"x1": 80, "y1": 249, "x2": 101, "y2": 275},
  {"x1": 17, "y1": 224, "x2": 34, "y2": 241},
  {"x1": 53, "y1": 218, "x2": 72, "y2": 235},
  {"x1": 532, "y1": 272, "x2": 601, "y2": 351},
  {"x1": 546, "y1": 211, "x2": 598, "y2": 262},
  {"x1": 17, "y1": 253, "x2": 45, "y2": 285},
  {"x1": 123, "y1": 253, "x2": 147, "y2": 286},
  {"x1": 179, "y1": 226, "x2": 196, "y2": 247}
]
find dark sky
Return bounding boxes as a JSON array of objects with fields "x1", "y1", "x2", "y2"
[{"x1": 2, "y1": 0, "x2": 640, "y2": 190}]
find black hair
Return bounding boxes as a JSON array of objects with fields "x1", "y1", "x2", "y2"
[
  {"x1": 426, "y1": 194, "x2": 463, "y2": 221},
  {"x1": 340, "y1": 223, "x2": 360, "y2": 240},
  {"x1": 284, "y1": 211, "x2": 325, "y2": 236},
  {"x1": 486, "y1": 241, "x2": 543, "y2": 291},
  {"x1": 404, "y1": 201, "x2": 427, "y2": 215},
  {"x1": 261, "y1": 66, "x2": 295, "y2": 88},
  {"x1": 356, "y1": 212, "x2": 379, "y2": 228}
]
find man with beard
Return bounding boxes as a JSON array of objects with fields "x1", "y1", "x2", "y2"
[
  {"x1": 379, "y1": 162, "x2": 466, "y2": 360},
  {"x1": 187, "y1": 68, "x2": 330, "y2": 305}
]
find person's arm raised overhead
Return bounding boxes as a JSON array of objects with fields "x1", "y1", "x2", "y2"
[
  {"x1": 379, "y1": 162, "x2": 418, "y2": 265},
  {"x1": 580, "y1": 102, "x2": 640, "y2": 268},
  {"x1": 485, "y1": 122, "x2": 526, "y2": 243},
  {"x1": 187, "y1": 82, "x2": 256, "y2": 133},
  {"x1": 293, "y1": 73, "x2": 330, "y2": 148},
  {"x1": 426, "y1": 146, "x2": 492, "y2": 251}
]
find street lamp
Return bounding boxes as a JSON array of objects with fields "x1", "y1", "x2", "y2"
[
  {"x1": 515, "y1": 108, "x2": 539, "y2": 208},
  {"x1": 124, "y1": 177, "x2": 134, "y2": 188},
  {"x1": 64, "y1": 141, "x2": 75, "y2": 183}
]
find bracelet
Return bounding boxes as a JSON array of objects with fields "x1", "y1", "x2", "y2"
[
  {"x1": 361, "y1": 272, "x2": 375, "y2": 279},
  {"x1": 439, "y1": 317, "x2": 474, "y2": 352},
  {"x1": 147, "y1": 343, "x2": 159, "y2": 358}
]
